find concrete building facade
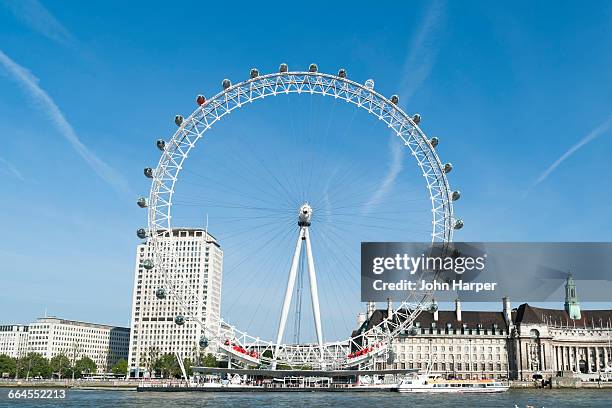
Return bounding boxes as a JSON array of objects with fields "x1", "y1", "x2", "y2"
[
  {"x1": 127, "y1": 228, "x2": 223, "y2": 377},
  {"x1": 358, "y1": 298, "x2": 512, "y2": 379},
  {"x1": 26, "y1": 317, "x2": 130, "y2": 373},
  {"x1": 0, "y1": 325, "x2": 29, "y2": 359}
]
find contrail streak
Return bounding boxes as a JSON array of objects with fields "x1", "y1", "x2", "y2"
[
  {"x1": 398, "y1": 0, "x2": 446, "y2": 101},
  {"x1": 0, "y1": 0, "x2": 74, "y2": 46},
  {"x1": 362, "y1": 137, "x2": 403, "y2": 214},
  {"x1": 528, "y1": 117, "x2": 612, "y2": 193},
  {"x1": 364, "y1": 1, "x2": 445, "y2": 214},
  {"x1": 0, "y1": 157, "x2": 25, "y2": 181},
  {"x1": 0, "y1": 50, "x2": 130, "y2": 194}
]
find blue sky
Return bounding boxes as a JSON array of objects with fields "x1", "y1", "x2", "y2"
[{"x1": 0, "y1": 1, "x2": 611, "y2": 341}]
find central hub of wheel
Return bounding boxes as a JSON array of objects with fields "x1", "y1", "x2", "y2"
[{"x1": 297, "y1": 203, "x2": 312, "y2": 227}]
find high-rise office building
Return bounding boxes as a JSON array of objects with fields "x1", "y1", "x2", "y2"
[{"x1": 127, "y1": 228, "x2": 223, "y2": 377}]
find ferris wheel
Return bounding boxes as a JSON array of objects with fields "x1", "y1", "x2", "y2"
[{"x1": 136, "y1": 64, "x2": 462, "y2": 370}]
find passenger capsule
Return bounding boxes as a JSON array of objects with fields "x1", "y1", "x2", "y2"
[
  {"x1": 250, "y1": 68, "x2": 259, "y2": 79},
  {"x1": 309, "y1": 63, "x2": 318, "y2": 73},
  {"x1": 156, "y1": 139, "x2": 166, "y2": 151},
  {"x1": 142, "y1": 259, "x2": 154, "y2": 270},
  {"x1": 430, "y1": 137, "x2": 439, "y2": 148},
  {"x1": 454, "y1": 219, "x2": 464, "y2": 230},
  {"x1": 409, "y1": 326, "x2": 419, "y2": 336},
  {"x1": 199, "y1": 336, "x2": 209, "y2": 348},
  {"x1": 452, "y1": 191, "x2": 461, "y2": 201},
  {"x1": 137, "y1": 197, "x2": 147, "y2": 208},
  {"x1": 174, "y1": 115, "x2": 183, "y2": 126},
  {"x1": 175, "y1": 315, "x2": 185, "y2": 326},
  {"x1": 390, "y1": 95, "x2": 399, "y2": 105},
  {"x1": 136, "y1": 228, "x2": 147, "y2": 239},
  {"x1": 279, "y1": 63, "x2": 288, "y2": 73},
  {"x1": 444, "y1": 163, "x2": 453, "y2": 174},
  {"x1": 155, "y1": 287, "x2": 166, "y2": 299},
  {"x1": 196, "y1": 95, "x2": 206, "y2": 106},
  {"x1": 222, "y1": 79, "x2": 231, "y2": 90},
  {"x1": 429, "y1": 303, "x2": 439, "y2": 313},
  {"x1": 144, "y1": 167, "x2": 153, "y2": 178},
  {"x1": 412, "y1": 114, "x2": 421, "y2": 125},
  {"x1": 365, "y1": 79, "x2": 375, "y2": 89},
  {"x1": 338, "y1": 68, "x2": 347, "y2": 78}
]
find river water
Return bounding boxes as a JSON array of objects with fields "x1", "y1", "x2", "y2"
[{"x1": 0, "y1": 389, "x2": 610, "y2": 407}]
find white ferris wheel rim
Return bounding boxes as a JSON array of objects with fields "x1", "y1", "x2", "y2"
[{"x1": 144, "y1": 67, "x2": 458, "y2": 369}]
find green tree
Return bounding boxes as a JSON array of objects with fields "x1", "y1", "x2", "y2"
[
  {"x1": 201, "y1": 353, "x2": 218, "y2": 368},
  {"x1": 191, "y1": 346, "x2": 203, "y2": 366},
  {"x1": 49, "y1": 354, "x2": 71, "y2": 379},
  {"x1": 105, "y1": 350, "x2": 117, "y2": 375},
  {"x1": 141, "y1": 347, "x2": 159, "y2": 378},
  {"x1": 0, "y1": 354, "x2": 16, "y2": 378},
  {"x1": 158, "y1": 353, "x2": 179, "y2": 378},
  {"x1": 151, "y1": 356, "x2": 163, "y2": 378},
  {"x1": 15, "y1": 355, "x2": 28, "y2": 379},
  {"x1": 22, "y1": 353, "x2": 51, "y2": 379},
  {"x1": 112, "y1": 358, "x2": 128, "y2": 376},
  {"x1": 183, "y1": 357, "x2": 193, "y2": 377},
  {"x1": 74, "y1": 357, "x2": 97, "y2": 378},
  {"x1": 69, "y1": 341, "x2": 83, "y2": 380}
]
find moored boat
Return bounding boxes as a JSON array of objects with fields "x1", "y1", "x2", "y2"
[{"x1": 396, "y1": 373, "x2": 509, "y2": 393}]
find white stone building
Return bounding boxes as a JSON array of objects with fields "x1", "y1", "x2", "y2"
[
  {"x1": 0, "y1": 325, "x2": 29, "y2": 358},
  {"x1": 510, "y1": 277, "x2": 612, "y2": 380},
  {"x1": 356, "y1": 299, "x2": 511, "y2": 380},
  {"x1": 26, "y1": 317, "x2": 130, "y2": 373},
  {"x1": 353, "y1": 276, "x2": 612, "y2": 381},
  {"x1": 127, "y1": 228, "x2": 223, "y2": 377}
]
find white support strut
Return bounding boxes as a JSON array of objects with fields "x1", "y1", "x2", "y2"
[
  {"x1": 175, "y1": 351, "x2": 188, "y2": 383},
  {"x1": 304, "y1": 227, "x2": 324, "y2": 360},
  {"x1": 273, "y1": 227, "x2": 304, "y2": 364},
  {"x1": 273, "y1": 203, "x2": 324, "y2": 367}
]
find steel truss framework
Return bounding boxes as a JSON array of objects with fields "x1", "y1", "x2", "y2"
[{"x1": 145, "y1": 68, "x2": 457, "y2": 370}]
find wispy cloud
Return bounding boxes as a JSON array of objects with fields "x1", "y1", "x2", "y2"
[
  {"x1": 0, "y1": 0, "x2": 75, "y2": 46},
  {"x1": 362, "y1": 137, "x2": 404, "y2": 214},
  {"x1": 525, "y1": 117, "x2": 612, "y2": 196},
  {"x1": 0, "y1": 50, "x2": 131, "y2": 194},
  {"x1": 363, "y1": 1, "x2": 445, "y2": 214},
  {"x1": 398, "y1": 0, "x2": 446, "y2": 101},
  {"x1": 0, "y1": 157, "x2": 25, "y2": 181}
]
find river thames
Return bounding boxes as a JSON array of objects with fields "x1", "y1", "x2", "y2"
[{"x1": 0, "y1": 390, "x2": 610, "y2": 407}]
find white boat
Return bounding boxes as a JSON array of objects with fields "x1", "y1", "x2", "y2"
[{"x1": 396, "y1": 373, "x2": 509, "y2": 393}]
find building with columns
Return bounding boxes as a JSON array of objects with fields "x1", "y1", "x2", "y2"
[
  {"x1": 353, "y1": 275, "x2": 612, "y2": 381},
  {"x1": 510, "y1": 276, "x2": 612, "y2": 380}
]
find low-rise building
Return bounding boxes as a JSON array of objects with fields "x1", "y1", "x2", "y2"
[
  {"x1": 356, "y1": 298, "x2": 511, "y2": 379},
  {"x1": 27, "y1": 317, "x2": 130, "y2": 373}
]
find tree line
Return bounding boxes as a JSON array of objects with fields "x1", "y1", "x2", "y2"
[
  {"x1": 0, "y1": 353, "x2": 128, "y2": 379},
  {"x1": 0, "y1": 350, "x2": 222, "y2": 380},
  {"x1": 139, "y1": 348, "x2": 220, "y2": 379}
]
